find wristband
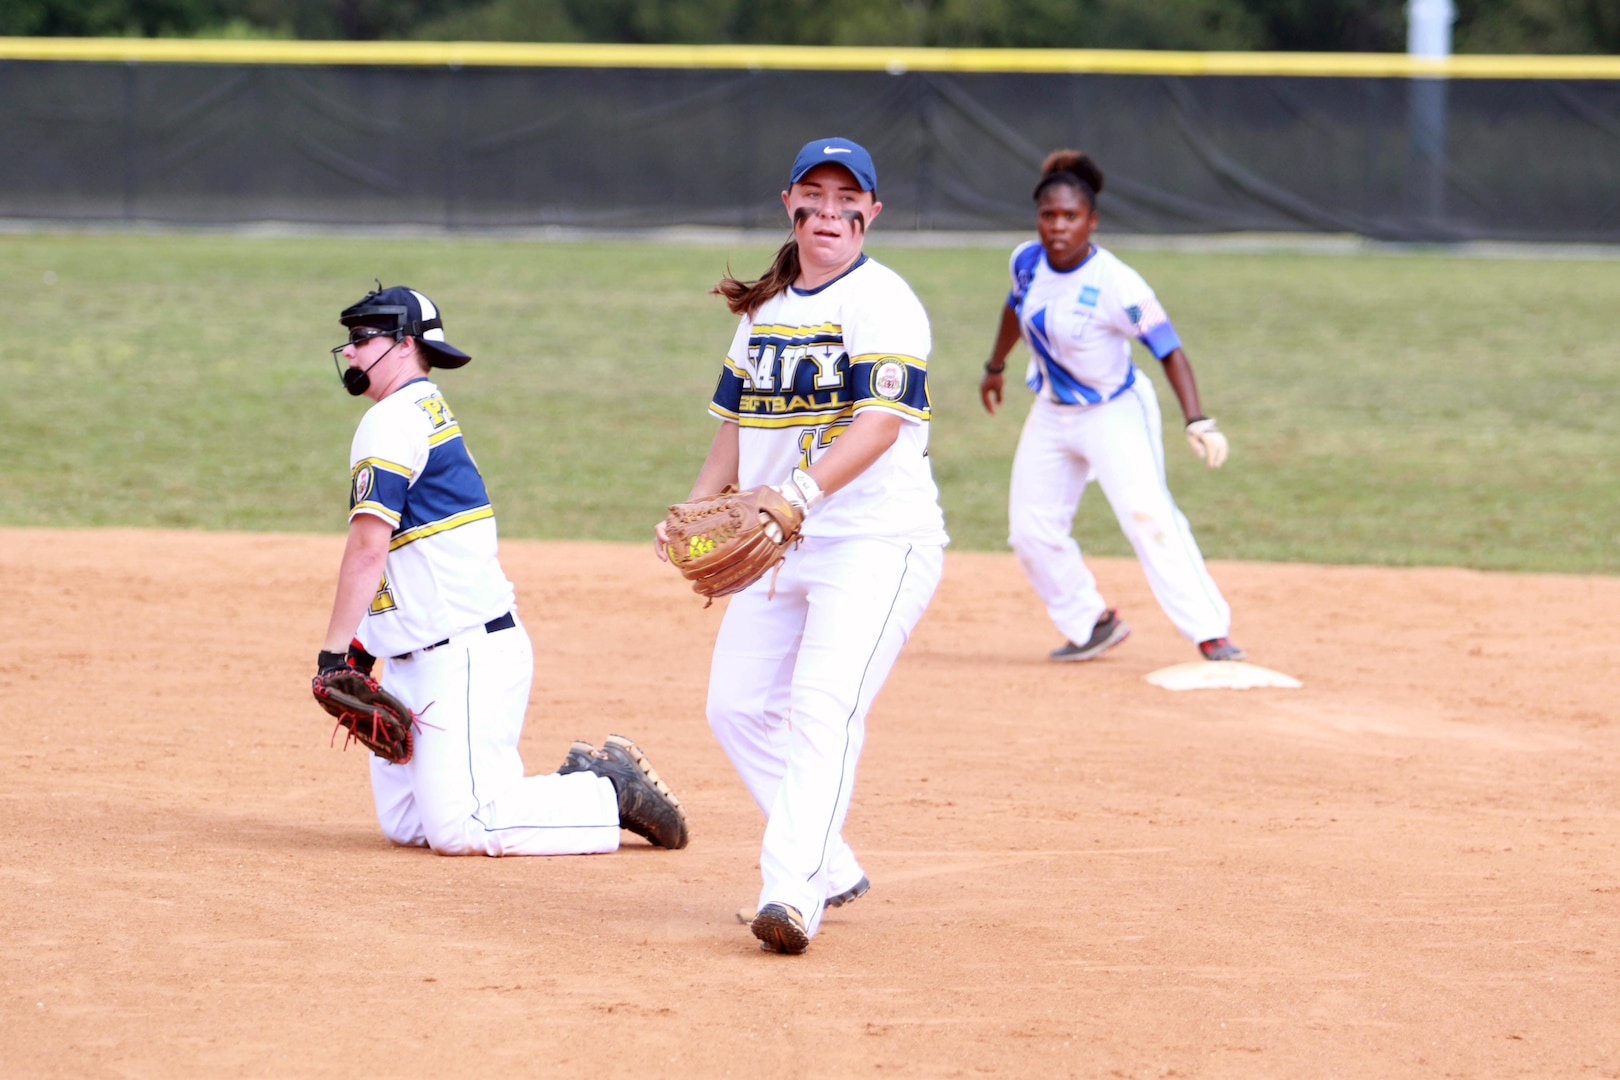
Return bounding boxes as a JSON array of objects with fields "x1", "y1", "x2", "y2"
[
  {"x1": 316, "y1": 650, "x2": 346, "y2": 675},
  {"x1": 984, "y1": 360, "x2": 1006, "y2": 374},
  {"x1": 784, "y1": 467, "x2": 824, "y2": 510}
]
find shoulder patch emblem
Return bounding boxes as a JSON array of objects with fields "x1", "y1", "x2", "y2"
[
  {"x1": 872, "y1": 358, "x2": 907, "y2": 401},
  {"x1": 352, "y1": 464, "x2": 374, "y2": 504}
]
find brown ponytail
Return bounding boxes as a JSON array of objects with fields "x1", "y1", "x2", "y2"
[{"x1": 713, "y1": 236, "x2": 801, "y2": 316}]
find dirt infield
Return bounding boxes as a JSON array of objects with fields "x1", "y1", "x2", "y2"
[{"x1": 1, "y1": 528, "x2": 1615, "y2": 1078}]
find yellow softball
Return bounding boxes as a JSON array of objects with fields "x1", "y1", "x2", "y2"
[{"x1": 689, "y1": 536, "x2": 715, "y2": 557}]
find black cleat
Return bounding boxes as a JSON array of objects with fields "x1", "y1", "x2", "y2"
[
  {"x1": 1049, "y1": 608, "x2": 1131, "y2": 662},
  {"x1": 751, "y1": 902, "x2": 810, "y2": 955},
  {"x1": 583, "y1": 735, "x2": 689, "y2": 849}
]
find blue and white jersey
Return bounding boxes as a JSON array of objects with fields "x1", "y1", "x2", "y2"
[
  {"x1": 347, "y1": 377, "x2": 515, "y2": 657},
  {"x1": 1006, "y1": 242, "x2": 1183, "y2": 407},
  {"x1": 711, "y1": 256, "x2": 948, "y2": 544}
]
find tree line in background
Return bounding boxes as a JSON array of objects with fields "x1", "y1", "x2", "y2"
[{"x1": 3, "y1": 0, "x2": 1617, "y2": 54}]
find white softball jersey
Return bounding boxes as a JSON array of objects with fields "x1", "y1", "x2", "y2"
[
  {"x1": 703, "y1": 254, "x2": 948, "y2": 939},
  {"x1": 710, "y1": 255, "x2": 949, "y2": 546},
  {"x1": 346, "y1": 376, "x2": 621, "y2": 857},
  {"x1": 1003, "y1": 242, "x2": 1233, "y2": 646},
  {"x1": 1008, "y1": 241, "x2": 1183, "y2": 405},
  {"x1": 347, "y1": 377, "x2": 516, "y2": 659}
]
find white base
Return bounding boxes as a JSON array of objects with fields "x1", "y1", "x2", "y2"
[{"x1": 1146, "y1": 660, "x2": 1303, "y2": 691}]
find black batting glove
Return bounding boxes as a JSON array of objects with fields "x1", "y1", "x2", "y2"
[
  {"x1": 316, "y1": 639, "x2": 377, "y2": 677},
  {"x1": 345, "y1": 640, "x2": 377, "y2": 676}
]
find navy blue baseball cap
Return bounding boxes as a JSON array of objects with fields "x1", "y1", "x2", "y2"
[
  {"x1": 788, "y1": 137, "x2": 877, "y2": 192},
  {"x1": 339, "y1": 285, "x2": 470, "y2": 368}
]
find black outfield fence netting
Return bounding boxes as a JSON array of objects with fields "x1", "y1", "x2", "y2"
[{"x1": 3, "y1": 58, "x2": 1619, "y2": 243}]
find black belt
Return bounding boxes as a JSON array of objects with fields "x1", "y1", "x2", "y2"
[{"x1": 392, "y1": 611, "x2": 515, "y2": 660}]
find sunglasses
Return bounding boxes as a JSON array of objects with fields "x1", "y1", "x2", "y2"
[{"x1": 330, "y1": 326, "x2": 398, "y2": 355}]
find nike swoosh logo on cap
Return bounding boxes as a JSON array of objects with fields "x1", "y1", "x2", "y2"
[{"x1": 823, "y1": 146, "x2": 852, "y2": 154}]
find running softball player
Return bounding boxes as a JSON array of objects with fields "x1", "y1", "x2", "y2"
[
  {"x1": 318, "y1": 285, "x2": 688, "y2": 855},
  {"x1": 979, "y1": 151, "x2": 1246, "y2": 664},
  {"x1": 655, "y1": 139, "x2": 948, "y2": 954}
]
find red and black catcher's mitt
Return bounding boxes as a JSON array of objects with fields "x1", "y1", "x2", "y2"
[{"x1": 311, "y1": 667, "x2": 416, "y2": 765}]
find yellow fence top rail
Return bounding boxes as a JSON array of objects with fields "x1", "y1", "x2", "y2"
[{"x1": 1, "y1": 37, "x2": 1618, "y2": 78}]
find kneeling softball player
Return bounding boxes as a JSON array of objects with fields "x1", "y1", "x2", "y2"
[{"x1": 316, "y1": 285, "x2": 688, "y2": 856}]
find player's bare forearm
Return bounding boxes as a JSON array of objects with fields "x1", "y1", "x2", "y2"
[
  {"x1": 989, "y1": 303, "x2": 1022, "y2": 366},
  {"x1": 690, "y1": 420, "x2": 741, "y2": 498},
  {"x1": 321, "y1": 514, "x2": 393, "y2": 652},
  {"x1": 979, "y1": 303, "x2": 1023, "y2": 415},
  {"x1": 1159, "y1": 348, "x2": 1206, "y2": 422},
  {"x1": 805, "y1": 410, "x2": 903, "y2": 496}
]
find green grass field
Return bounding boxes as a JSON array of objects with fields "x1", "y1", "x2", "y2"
[{"x1": 2, "y1": 230, "x2": 1614, "y2": 573}]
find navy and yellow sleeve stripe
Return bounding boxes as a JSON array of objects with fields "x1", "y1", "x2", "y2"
[
  {"x1": 426, "y1": 422, "x2": 463, "y2": 448},
  {"x1": 389, "y1": 506, "x2": 495, "y2": 550},
  {"x1": 848, "y1": 353, "x2": 930, "y2": 421},
  {"x1": 349, "y1": 457, "x2": 412, "y2": 525},
  {"x1": 710, "y1": 360, "x2": 744, "y2": 420},
  {"x1": 385, "y1": 437, "x2": 495, "y2": 549}
]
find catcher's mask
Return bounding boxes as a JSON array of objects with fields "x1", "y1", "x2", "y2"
[{"x1": 332, "y1": 284, "x2": 470, "y2": 394}]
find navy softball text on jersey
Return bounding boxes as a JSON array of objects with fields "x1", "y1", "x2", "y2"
[
  {"x1": 347, "y1": 377, "x2": 515, "y2": 657},
  {"x1": 710, "y1": 256, "x2": 947, "y2": 544},
  {"x1": 1007, "y1": 241, "x2": 1183, "y2": 406}
]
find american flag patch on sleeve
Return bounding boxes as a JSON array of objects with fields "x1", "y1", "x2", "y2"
[{"x1": 1126, "y1": 298, "x2": 1171, "y2": 334}]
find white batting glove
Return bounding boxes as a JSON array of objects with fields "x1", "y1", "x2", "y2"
[
  {"x1": 1185, "y1": 418, "x2": 1228, "y2": 469},
  {"x1": 772, "y1": 468, "x2": 824, "y2": 514}
]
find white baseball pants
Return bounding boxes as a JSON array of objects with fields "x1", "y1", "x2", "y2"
[
  {"x1": 707, "y1": 535, "x2": 944, "y2": 938},
  {"x1": 369, "y1": 616, "x2": 622, "y2": 856},
  {"x1": 1008, "y1": 378, "x2": 1231, "y2": 646}
]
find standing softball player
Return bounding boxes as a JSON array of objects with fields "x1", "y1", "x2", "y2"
[
  {"x1": 979, "y1": 151, "x2": 1246, "y2": 664},
  {"x1": 317, "y1": 285, "x2": 688, "y2": 856},
  {"x1": 656, "y1": 138, "x2": 948, "y2": 954}
]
